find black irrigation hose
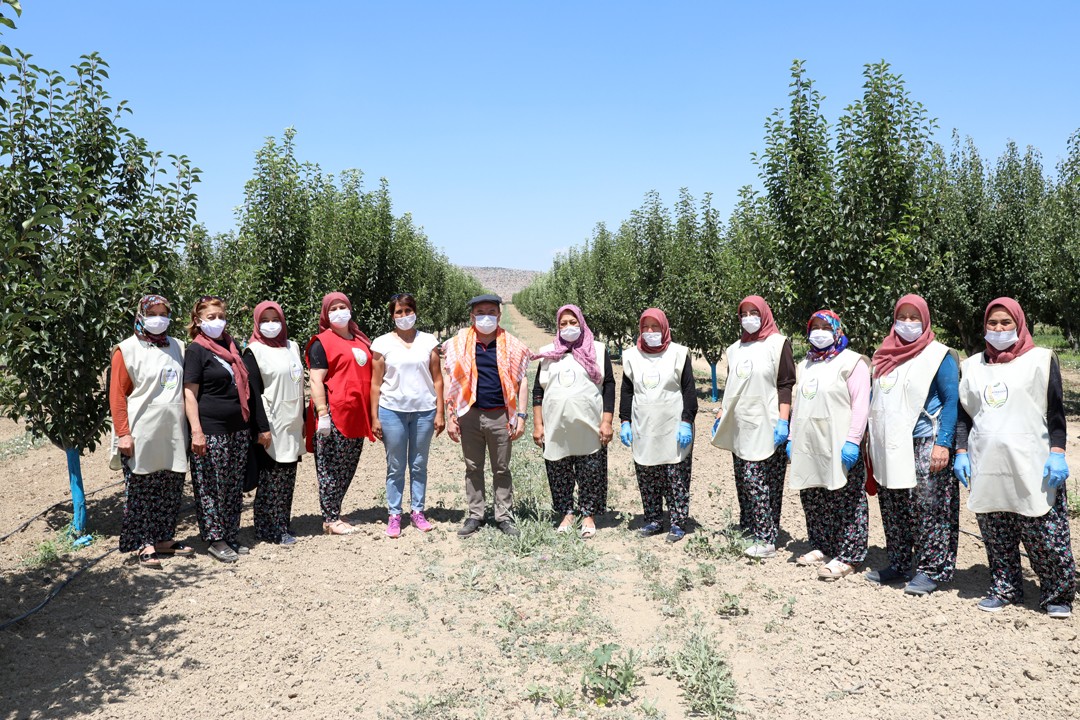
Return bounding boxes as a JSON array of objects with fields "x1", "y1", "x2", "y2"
[
  {"x1": 0, "y1": 499, "x2": 197, "y2": 630},
  {"x1": 0, "y1": 480, "x2": 124, "y2": 543},
  {"x1": 0, "y1": 548, "x2": 118, "y2": 632}
]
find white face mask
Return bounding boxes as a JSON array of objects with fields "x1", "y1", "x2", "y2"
[
  {"x1": 200, "y1": 318, "x2": 227, "y2": 339},
  {"x1": 259, "y1": 322, "x2": 282, "y2": 339},
  {"x1": 894, "y1": 320, "x2": 923, "y2": 343},
  {"x1": 740, "y1": 316, "x2": 762, "y2": 334},
  {"x1": 985, "y1": 329, "x2": 1019, "y2": 350},
  {"x1": 808, "y1": 329, "x2": 835, "y2": 349},
  {"x1": 142, "y1": 315, "x2": 170, "y2": 335},
  {"x1": 559, "y1": 326, "x2": 582, "y2": 343},
  {"x1": 642, "y1": 331, "x2": 663, "y2": 348},
  {"x1": 328, "y1": 309, "x2": 352, "y2": 328},
  {"x1": 474, "y1": 315, "x2": 499, "y2": 334},
  {"x1": 395, "y1": 314, "x2": 417, "y2": 331}
]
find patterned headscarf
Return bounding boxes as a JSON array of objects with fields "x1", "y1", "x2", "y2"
[
  {"x1": 318, "y1": 292, "x2": 371, "y2": 345},
  {"x1": 134, "y1": 294, "x2": 172, "y2": 348},
  {"x1": 531, "y1": 304, "x2": 603, "y2": 384},
  {"x1": 806, "y1": 309, "x2": 849, "y2": 363}
]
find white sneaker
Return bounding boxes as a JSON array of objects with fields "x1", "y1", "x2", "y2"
[{"x1": 744, "y1": 543, "x2": 777, "y2": 559}]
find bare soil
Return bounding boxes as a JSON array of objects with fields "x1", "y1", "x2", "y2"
[{"x1": 2, "y1": 306, "x2": 1079, "y2": 719}]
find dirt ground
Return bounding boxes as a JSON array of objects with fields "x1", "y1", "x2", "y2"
[{"x1": 2, "y1": 306, "x2": 1080, "y2": 720}]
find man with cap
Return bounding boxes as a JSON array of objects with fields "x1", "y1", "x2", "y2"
[{"x1": 443, "y1": 294, "x2": 532, "y2": 536}]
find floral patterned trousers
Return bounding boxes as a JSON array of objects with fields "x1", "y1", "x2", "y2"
[
  {"x1": 635, "y1": 454, "x2": 693, "y2": 528},
  {"x1": 119, "y1": 461, "x2": 185, "y2": 552},
  {"x1": 254, "y1": 462, "x2": 297, "y2": 542},
  {"x1": 545, "y1": 447, "x2": 608, "y2": 518},
  {"x1": 976, "y1": 487, "x2": 1076, "y2": 608},
  {"x1": 314, "y1": 419, "x2": 364, "y2": 523},
  {"x1": 732, "y1": 449, "x2": 786, "y2": 545},
  {"x1": 800, "y1": 457, "x2": 868, "y2": 566},
  {"x1": 877, "y1": 437, "x2": 960, "y2": 582},
  {"x1": 190, "y1": 430, "x2": 248, "y2": 544}
]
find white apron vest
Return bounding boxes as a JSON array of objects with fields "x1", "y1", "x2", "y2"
[
  {"x1": 538, "y1": 341, "x2": 605, "y2": 461},
  {"x1": 623, "y1": 343, "x2": 691, "y2": 467},
  {"x1": 867, "y1": 341, "x2": 955, "y2": 489},
  {"x1": 789, "y1": 348, "x2": 868, "y2": 491},
  {"x1": 115, "y1": 335, "x2": 188, "y2": 474},
  {"x1": 960, "y1": 348, "x2": 1054, "y2": 517},
  {"x1": 247, "y1": 340, "x2": 306, "y2": 463},
  {"x1": 711, "y1": 333, "x2": 786, "y2": 462}
]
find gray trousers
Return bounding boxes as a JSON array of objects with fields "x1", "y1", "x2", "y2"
[{"x1": 460, "y1": 407, "x2": 513, "y2": 522}]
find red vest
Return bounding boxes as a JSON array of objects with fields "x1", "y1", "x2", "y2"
[{"x1": 305, "y1": 329, "x2": 374, "y2": 443}]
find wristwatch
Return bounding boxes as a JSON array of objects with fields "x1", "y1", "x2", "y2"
[{"x1": 516, "y1": 412, "x2": 527, "y2": 420}]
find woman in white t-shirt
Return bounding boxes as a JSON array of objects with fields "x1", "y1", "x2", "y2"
[{"x1": 370, "y1": 293, "x2": 446, "y2": 538}]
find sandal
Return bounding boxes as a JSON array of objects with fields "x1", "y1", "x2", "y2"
[
  {"x1": 207, "y1": 542, "x2": 239, "y2": 563},
  {"x1": 323, "y1": 520, "x2": 356, "y2": 536},
  {"x1": 580, "y1": 524, "x2": 596, "y2": 539},
  {"x1": 138, "y1": 551, "x2": 162, "y2": 568},
  {"x1": 796, "y1": 549, "x2": 826, "y2": 566},
  {"x1": 155, "y1": 542, "x2": 194, "y2": 556},
  {"x1": 818, "y1": 558, "x2": 854, "y2": 581}
]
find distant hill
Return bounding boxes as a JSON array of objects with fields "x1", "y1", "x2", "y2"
[{"x1": 460, "y1": 266, "x2": 542, "y2": 303}]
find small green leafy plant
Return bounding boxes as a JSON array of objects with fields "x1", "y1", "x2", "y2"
[{"x1": 581, "y1": 643, "x2": 641, "y2": 706}]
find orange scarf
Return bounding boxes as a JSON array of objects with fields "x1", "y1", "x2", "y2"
[{"x1": 443, "y1": 326, "x2": 531, "y2": 418}]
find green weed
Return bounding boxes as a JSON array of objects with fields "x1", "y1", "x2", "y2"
[
  {"x1": 664, "y1": 631, "x2": 737, "y2": 719},
  {"x1": 696, "y1": 562, "x2": 718, "y2": 586},
  {"x1": 0, "y1": 431, "x2": 48, "y2": 462},
  {"x1": 581, "y1": 643, "x2": 641, "y2": 706},
  {"x1": 716, "y1": 593, "x2": 748, "y2": 618},
  {"x1": 20, "y1": 528, "x2": 102, "y2": 570}
]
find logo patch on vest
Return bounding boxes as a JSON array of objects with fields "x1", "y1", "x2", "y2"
[
  {"x1": 735, "y1": 359, "x2": 753, "y2": 379},
  {"x1": 879, "y1": 370, "x2": 899, "y2": 393},
  {"x1": 290, "y1": 362, "x2": 303, "y2": 383},
  {"x1": 801, "y1": 377, "x2": 819, "y2": 400},
  {"x1": 352, "y1": 348, "x2": 369, "y2": 367},
  {"x1": 159, "y1": 368, "x2": 179, "y2": 390},
  {"x1": 983, "y1": 382, "x2": 1009, "y2": 409},
  {"x1": 558, "y1": 368, "x2": 576, "y2": 387},
  {"x1": 643, "y1": 369, "x2": 661, "y2": 390}
]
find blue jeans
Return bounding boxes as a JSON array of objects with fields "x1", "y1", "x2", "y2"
[{"x1": 380, "y1": 406, "x2": 436, "y2": 515}]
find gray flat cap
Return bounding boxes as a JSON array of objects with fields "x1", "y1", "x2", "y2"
[{"x1": 467, "y1": 294, "x2": 503, "y2": 307}]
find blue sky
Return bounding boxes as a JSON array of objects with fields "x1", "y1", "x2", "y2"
[{"x1": 8, "y1": 1, "x2": 1079, "y2": 270}]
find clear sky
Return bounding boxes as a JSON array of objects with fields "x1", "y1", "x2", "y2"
[{"x1": 8, "y1": 1, "x2": 1079, "y2": 270}]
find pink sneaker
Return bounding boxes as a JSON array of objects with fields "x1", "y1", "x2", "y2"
[
  {"x1": 410, "y1": 511, "x2": 433, "y2": 532},
  {"x1": 386, "y1": 514, "x2": 401, "y2": 539}
]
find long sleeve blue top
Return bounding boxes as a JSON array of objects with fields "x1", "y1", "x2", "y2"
[{"x1": 912, "y1": 352, "x2": 959, "y2": 447}]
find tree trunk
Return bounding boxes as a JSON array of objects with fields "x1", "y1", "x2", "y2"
[{"x1": 65, "y1": 448, "x2": 92, "y2": 545}]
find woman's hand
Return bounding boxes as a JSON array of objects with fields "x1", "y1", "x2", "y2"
[
  {"x1": 533, "y1": 419, "x2": 545, "y2": 448},
  {"x1": 510, "y1": 416, "x2": 526, "y2": 441},
  {"x1": 599, "y1": 419, "x2": 613, "y2": 447},
  {"x1": 929, "y1": 444, "x2": 950, "y2": 473},
  {"x1": 257, "y1": 432, "x2": 272, "y2": 450},
  {"x1": 447, "y1": 415, "x2": 460, "y2": 443},
  {"x1": 117, "y1": 434, "x2": 134, "y2": 457},
  {"x1": 372, "y1": 417, "x2": 383, "y2": 441},
  {"x1": 191, "y1": 430, "x2": 207, "y2": 457},
  {"x1": 434, "y1": 411, "x2": 446, "y2": 437}
]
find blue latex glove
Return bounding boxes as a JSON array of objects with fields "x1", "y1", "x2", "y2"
[
  {"x1": 785, "y1": 440, "x2": 792, "y2": 460},
  {"x1": 620, "y1": 421, "x2": 633, "y2": 447},
  {"x1": 841, "y1": 441, "x2": 860, "y2": 472},
  {"x1": 677, "y1": 421, "x2": 694, "y2": 448},
  {"x1": 773, "y1": 419, "x2": 789, "y2": 447},
  {"x1": 711, "y1": 417, "x2": 721, "y2": 437},
  {"x1": 953, "y1": 453, "x2": 970, "y2": 487},
  {"x1": 1044, "y1": 451, "x2": 1070, "y2": 489}
]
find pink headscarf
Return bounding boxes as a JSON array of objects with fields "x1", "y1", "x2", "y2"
[
  {"x1": 318, "y1": 292, "x2": 371, "y2": 345},
  {"x1": 983, "y1": 297, "x2": 1035, "y2": 364},
  {"x1": 532, "y1": 304, "x2": 603, "y2": 384},
  {"x1": 738, "y1": 295, "x2": 780, "y2": 343},
  {"x1": 637, "y1": 308, "x2": 671, "y2": 355},
  {"x1": 871, "y1": 294, "x2": 935, "y2": 379},
  {"x1": 249, "y1": 300, "x2": 288, "y2": 349}
]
